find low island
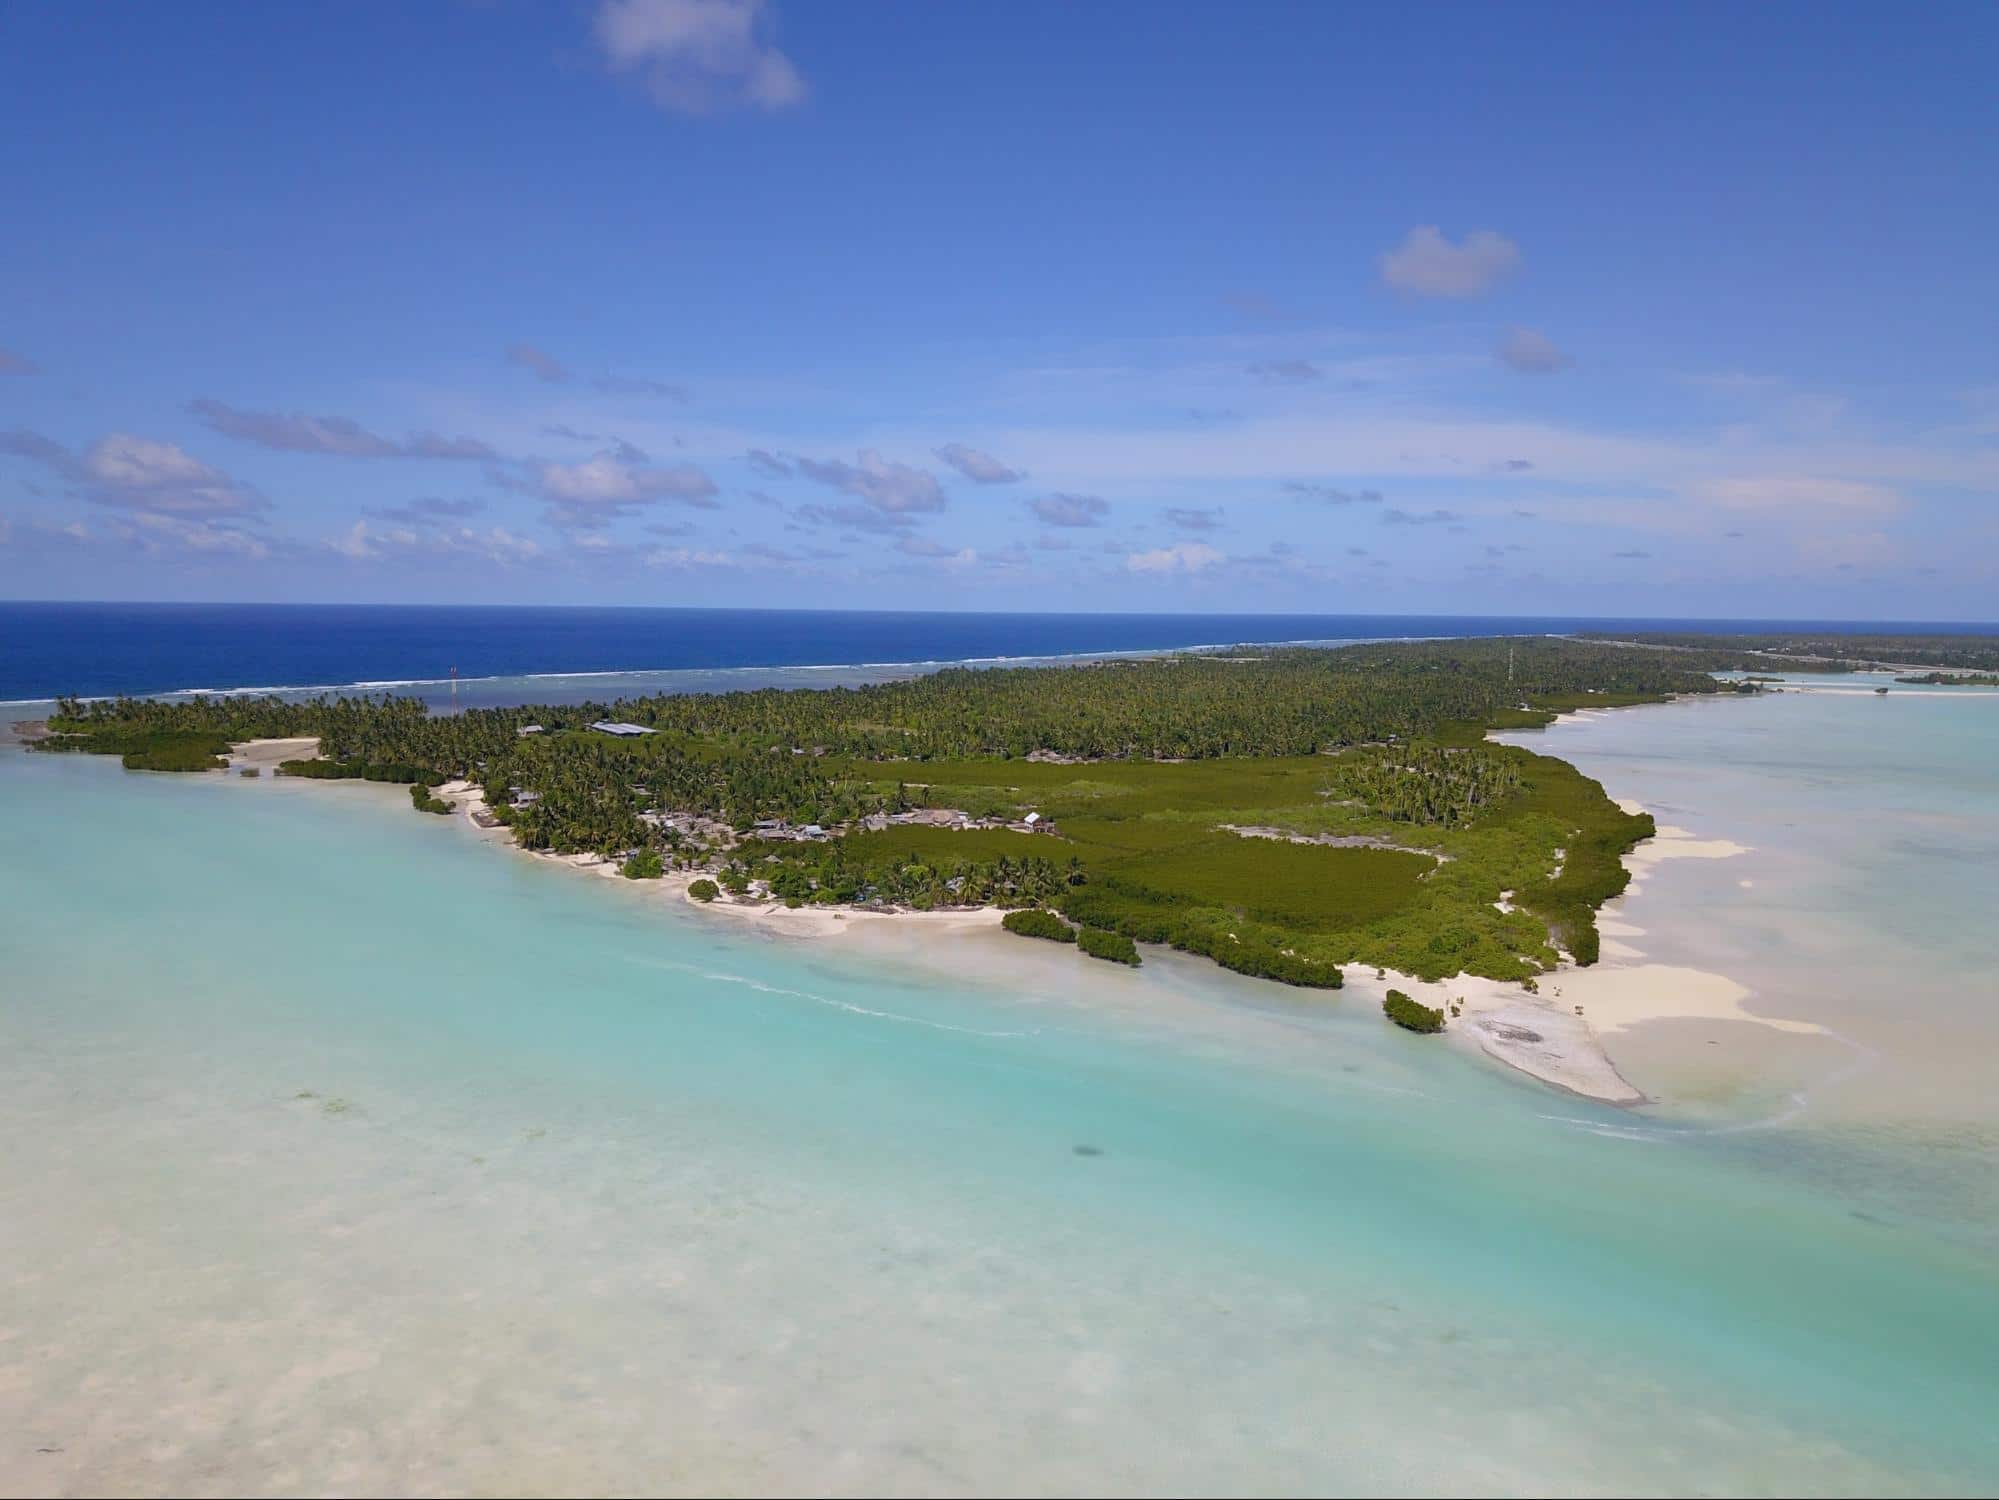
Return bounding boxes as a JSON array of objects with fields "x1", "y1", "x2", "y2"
[{"x1": 32, "y1": 636, "x2": 1755, "y2": 1098}]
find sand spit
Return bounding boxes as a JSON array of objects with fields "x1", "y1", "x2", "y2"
[{"x1": 227, "y1": 736, "x2": 321, "y2": 771}]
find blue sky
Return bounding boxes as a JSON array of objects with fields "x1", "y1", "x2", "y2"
[{"x1": 2, "y1": 1, "x2": 1995, "y2": 617}]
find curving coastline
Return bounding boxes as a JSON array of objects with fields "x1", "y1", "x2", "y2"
[{"x1": 218, "y1": 728, "x2": 1797, "y2": 1108}]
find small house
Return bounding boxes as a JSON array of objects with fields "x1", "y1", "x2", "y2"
[{"x1": 588, "y1": 720, "x2": 655, "y2": 737}]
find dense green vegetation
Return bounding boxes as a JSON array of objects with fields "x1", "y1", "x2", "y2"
[
  {"x1": 687, "y1": 877, "x2": 720, "y2": 902},
  {"x1": 1896, "y1": 671, "x2": 1999, "y2": 686},
  {"x1": 1077, "y1": 927, "x2": 1140, "y2": 966},
  {"x1": 1002, "y1": 908, "x2": 1077, "y2": 943},
  {"x1": 1581, "y1": 631, "x2": 1999, "y2": 673},
  {"x1": 1321, "y1": 745, "x2": 1521, "y2": 826},
  {"x1": 41, "y1": 636, "x2": 1717, "y2": 794},
  {"x1": 1383, "y1": 989, "x2": 1445, "y2": 1033},
  {"x1": 621, "y1": 848, "x2": 665, "y2": 879},
  {"x1": 33, "y1": 637, "x2": 1711, "y2": 993},
  {"x1": 409, "y1": 783, "x2": 454, "y2": 815},
  {"x1": 31, "y1": 726, "x2": 229, "y2": 772},
  {"x1": 277, "y1": 758, "x2": 441, "y2": 786}
]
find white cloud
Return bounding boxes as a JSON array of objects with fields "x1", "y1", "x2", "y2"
[
  {"x1": 1031, "y1": 492, "x2": 1109, "y2": 527},
  {"x1": 533, "y1": 451, "x2": 719, "y2": 527},
  {"x1": 1380, "y1": 226, "x2": 1521, "y2": 298},
  {"x1": 1497, "y1": 326, "x2": 1573, "y2": 375},
  {"x1": 82, "y1": 434, "x2": 268, "y2": 517},
  {"x1": 1128, "y1": 542, "x2": 1223, "y2": 574},
  {"x1": 896, "y1": 535, "x2": 978, "y2": 567},
  {"x1": 594, "y1": 0, "x2": 806, "y2": 115},
  {"x1": 191, "y1": 398, "x2": 496, "y2": 460},
  {"x1": 86, "y1": 434, "x2": 215, "y2": 489},
  {"x1": 331, "y1": 520, "x2": 378, "y2": 559},
  {"x1": 119, "y1": 511, "x2": 272, "y2": 559},
  {"x1": 934, "y1": 442, "x2": 1022, "y2": 483},
  {"x1": 329, "y1": 518, "x2": 546, "y2": 566},
  {"x1": 796, "y1": 449, "x2": 945, "y2": 514}
]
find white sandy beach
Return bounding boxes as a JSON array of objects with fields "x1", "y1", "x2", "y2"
[{"x1": 228, "y1": 739, "x2": 1813, "y2": 1109}]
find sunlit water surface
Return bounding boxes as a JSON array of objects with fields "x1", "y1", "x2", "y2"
[{"x1": 2, "y1": 678, "x2": 1996, "y2": 1496}]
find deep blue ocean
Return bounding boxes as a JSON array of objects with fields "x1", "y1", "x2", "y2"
[{"x1": 5, "y1": 600, "x2": 1994, "y2": 703}]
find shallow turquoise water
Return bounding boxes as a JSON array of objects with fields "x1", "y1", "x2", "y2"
[{"x1": 3, "y1": 694, "x2": 1997, "y2": 1496}]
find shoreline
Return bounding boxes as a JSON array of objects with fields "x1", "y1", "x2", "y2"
[{"x1": 220, "y1": 733, "x2": 1772, "y2": 1107}]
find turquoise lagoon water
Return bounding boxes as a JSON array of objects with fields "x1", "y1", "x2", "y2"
[
  {"x1": 3, "y1": 685, "x2": 1997, "y2": 1496},
  {"x1": 1499, "y1": 678, "x2": 1999, "y2": 1150}
]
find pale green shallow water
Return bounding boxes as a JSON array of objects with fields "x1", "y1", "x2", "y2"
[{"x1": 2, "y1": 682, "x2": 1997, "y2": 1496}]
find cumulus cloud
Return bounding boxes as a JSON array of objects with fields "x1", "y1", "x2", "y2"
[
  {"x1": 594, "y1": 0, "x2": 806, "y2": 115},
  {"x1": 117, "y1": 510, "x2": 273, "y2": 558},
  {"x1": 934, "y1": 443, "x2": 1023, "y2": 484},
  {"x1": 10, "y1": 431, "x2": 275, "y2": 520},
  {"x1": 1497, "y1": 327, "x2": 1574, "y2": 375},
  {"x1": 796, "y1": 449, "x2": 945, "y2": 515},
  {"x1": 1284, "y1": 482, "x2": 1383, "y2": 504},
  {"x1": 1380, "y1": 226, "x2": 1521, "y2": 298},
  {"x1": 335, "y1": 520, "x2": 537, "y2": 565},
  {"x1": 531, "y1": 450, "x2": 719, "y2": 529},
  {"x1": 1246, "y1": 359, "x2": 1322, "y2": 384},
  {"x1": 1380, "y1": 507, "x2": 1461, "y2": 526},
  {"x1": 891, "y1": 536, "x2": 977, "y2": 567},
  {"x1": 1031, "y1": 492, "x2": 1110, "y2": 527},
  {"x1": 0, "y1": 346, "x2": 37, "y2": 375},
  {"x1": 506, "y1": 343, "x2": 570, "y2": 384},
  {"x1": 1163, "y1": 506, "x2": 1223, "y2": 532},
  {"x1": 190, "y1": 398, "x2": 497, "y2": 460},
  {"x1": 1128, "y1": 542, "x2": 1223, "y2": 574}
]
